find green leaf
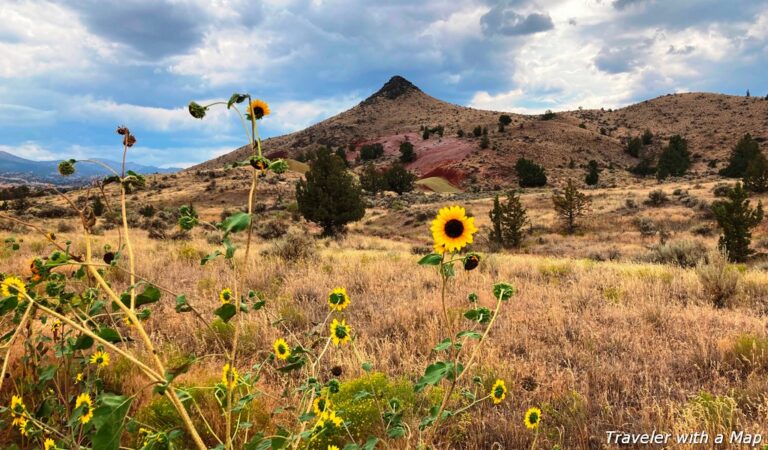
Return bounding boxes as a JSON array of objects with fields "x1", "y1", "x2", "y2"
[
  {"x1": 201, "y1": 250, "x2": 223, "y2": 265},
  {"x1": 119, "y1": 285, "x2": 160, "y2": 308},
  {"x1": 464, "y1": 307, "x2": 492, "y2": 324},
  {"x1": 414, "y1": 361, "x2": 453, "y2": 393},
  {"x1": 418, "y1": 253, "x2": 442, "y2": 266},
  {"x1": 175, "y1": 295, "x2": 192, "y2": 313},
  {"x1": 220, "y1": 212, "x2": 251, "y2": 237},
  {"x1": 361, "y1": 361, "x2": 373, "y2": 372},
  {"x1": 91, "y1": 394, "x2": 133, "y2": 450},
  {"x1": 432, "y1": 338, "x2": 452, "y2": 352},
  {"x1": 253, "y1": 300, "x2": 266, "y2": 311},
  {"x1": 492, "y1": 282, "x2": 516, "y2": 301},
  {"x1": 38, "y1": 364, "x2": 57, "y2": 382},
  {"x1": 227, "y1": 93, "x2": 248, "y2": 109},
  {"x1": 73, "y1": 334, "x2": 94, "y2": 350},
  {"x1": 214, "y1": 303, "x2": 237, "y2": 323},
  {"x1": 456, "y1": 330, "x2": 482, "y2": 340},
  {"x1": 97, "y1": 327, "x2": 121, "y2": 343},
  {"x1": 441, "y1": 262, "x2": 455, "y2": 278},
  {"x1": 164, "y1": 356, "x2": 195, "y2": 384},
  {"x1": 0, "y1": 296, "x2": 18, "y2": 315}
]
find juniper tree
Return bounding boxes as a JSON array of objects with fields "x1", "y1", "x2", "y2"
[
  {"x1": 399, "y1": 141, "x2": 416, "y2": 163},
  {"x1": 585, "y1": 160, "x2": 599, "y2": 186},
  {"x1": 656, "y1": 135, "x2": 690, "y2": 180},
  {"x1": 295, "y1": 147, "x2": 365, "y2": 235},
  {"x1": 720, "y1": 134, "x2": 761, "y2": 178},
  {"x1": 711, "y1": 182, "x2": 763, "y2": 262},
  {"x1": 488, "y1": 191, "x2": 528, "y2": 249},
  {"x1": 744, "y1": 153, "x2": 768, "y2": 192},
  {"x1": 552, "y1": 179, "x2": 591, "y2": 234},
  {"x1": 515, "y1": 158, "x2": 547, "y2": 187},
  {"x1": 626, "y1": 137, "x2": 642, "y2": 158}
]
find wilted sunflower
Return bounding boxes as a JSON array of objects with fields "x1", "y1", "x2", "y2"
[
  {"x1": 1, "y1": 276, "x2": 26, "y2": 298},
  {"x1": 490, "y1": 379, "x2": 507, "y2": 404},
  {"x1": 75, "y1": 393, "x2": 94, "y2": 424},
  {"x1": 313, "y1": 396, "x2": 330, "y2": 415},
  {"x1": 219, "y1": 288, "x2": 233, "y2": 304},
  {"x1": 273, "y1": 338, "x2": 291, "y2": 360},
  {"x1": 524, "y1": 407, "x2": 542, "y2": 429},
  {"x1": 248, "y1": 99, "x2": 270, "y2": 120},
  {"x1": 463, "y1": 253, "x2": 480, "y2": 271},
  {"x1": 430, "y1": 206, "x2": 478, "y2": 253},
  {"x1": 44, "y1": 438, "x2": 56, "y2": 450},
  {"x1": 221, "y1": 363, "x2": 239, "y2": 390},
  {"x1": 329, "y1": 319, "x2": 351, "y2": 346},
  {"x1": 327, "y1": 287, "x2": 351, "y2": 311},
  {"x1": 89, "y1": 350, "x2": 110, "y2": 367}
]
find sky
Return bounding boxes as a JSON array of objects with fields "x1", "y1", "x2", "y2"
[{"x1": 1, "y1": 0, "x2": 767, "y2": 168}]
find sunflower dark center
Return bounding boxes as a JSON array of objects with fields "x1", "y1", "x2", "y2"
[
  {"x1": 494, "y1": 387, "x2": 504, "y2": 397},
  {"x1": 253, "y1": 107, "x2": 264, "y2": 118},
  {"x1": 335, "y1": 327, "x2": 348, "y2": 338},
  {"x1": 444, "y1": 219, "x2": 464, "y2": 238},
  {"x1": 278, "y1": 344, "x2": 287, "y2": 353},
  {"x1": 529, "y1": 412, "x2": 539, "y2": 423}
]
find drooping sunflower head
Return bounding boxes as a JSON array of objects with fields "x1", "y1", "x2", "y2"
[
  {"x1": 329, "y1": 319, "x2": 351, "y2": 346},
  {"x1": 430, "y1": 206, "x2": 478, "y2": 254},
  {"x1": 524, "y1": 407, "x2": 542, "y2": 429},
  {"x1": 10, "y1": 395, "x2": 25, "y2": 415},
  {"x1": 75, "y1": 393, "x2": 94, "y2": 424},
  {"x1": 221, "y1": 363, "x2": 239, "y2": 390},
  {"x1": 313, "y1": 396, "x2": 330, "y2": 415},
  {"x1": 463, "y1": 253, "x2": 480, "y2": 271},
  {"x1": 327, "y1": 287, "x2": 351, "y2": 311},
  {"x1": 219, "y1": 288, "x2": 233, "y2": 304},
  {"x1": 273, "y1": 338, "x2": 291, "y2": 360},
  {"x1": 248, "y1": 99, "x2": 270, "y2": 120},
  {"x1": 1, "y1": 276, "x2": 26, "y2": 298},
  {"x1": 44, "y1": 438, "x2": 56, "y2": 450},
  {"x1": 490, "y1": 379, "x2": 507, "y2": 405},
  {"x1": 89, "y1": 350, "x2": 110, "y2": 368}
]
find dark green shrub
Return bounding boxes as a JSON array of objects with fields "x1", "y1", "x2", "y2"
[
  {"x1": 711, "y1": 182, "x2": 764, "y2": 262},
  {"x1": 360, "y1": 143, "x2": 384, "y2": 161},
  {"x1": 399, "y1": 141, "x2": 416, "y2": 163},
  {"x1": 515, "y1": 158, "x2": 547, "y2": 187},
  {"x1": 656, "y1": 135, "x2": 691, "y2": 180}
]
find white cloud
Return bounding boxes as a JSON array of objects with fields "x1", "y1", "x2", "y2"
[
  {"x1": 266, "y1": 94, "x2": 362, "y2": 132},
  {"x1": 0, "y1": 142, "x2": 57, "y2": 161}
]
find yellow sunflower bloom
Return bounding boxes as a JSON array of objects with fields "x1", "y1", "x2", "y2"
[
  {"x1": 15, "y1": 416, "x2": 29, "y2": 435},
  {"x1": 10, "y1": 394, "x2": 26, "y2": 415},
  {"x1": 328, "y1": 446, "x2": 340, "y2": 450},
  {"x1": 321, "y1": 409, "x2": 343, "y2": 427},
  {"x1": 329, "y1": 319, "x2": 351, "y2": 346},
  {"x1": 430, "y1": 206, "x2": 477, "y2": 253},
  {"x1": 221, "y1": 363, "x2": 239, "y2": 390},
  {"x1": 313, "y1": 396, "x2": 330, "y2": 415},
  {"x1": 524, "y1": 407, "x2": 542, "y2": 429},
  {"x1": 273, "y1": 338, "x2": 291, "y2": 360},
  {"x1": 490, "y1": 379, "x2": 507, "y2": 405},
  {"x1": 219, "y1": 288, "x2": 233, "y2": 304},
  {"x1": 89, "y1": 350, "x2": 110, "y2": 367},
  {"x1": 327, "y1": 287, "x2": 351, "y2": 311},
  {"x1": 1, "y1": 276, "x2": 26, "y2": 298},
  {"x1": 75, "y1": 393, "x2": 94, "y2": 424},
  {"x1": 44, "y1": 438, "x2": 56, "y2": 450},
  {"x1": 248, "y1": 99, "x2": 270, "y2": 120}
]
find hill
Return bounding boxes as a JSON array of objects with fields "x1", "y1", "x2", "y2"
[
  {"x1": 193, "y1": 76, "x2": 768, "y2": 189},
  {"x1": 0, "y1": 151, "x2": 180, "y2": 186}
]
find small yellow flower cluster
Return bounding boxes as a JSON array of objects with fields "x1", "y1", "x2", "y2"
[{"x1": 221, "y1": 363, "x2": 239, "y2": 390}]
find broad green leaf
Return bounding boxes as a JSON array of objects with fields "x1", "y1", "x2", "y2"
[
  {"x1": 97, "y1": 327, "x2": 121, "y2": 343},
  {"x1": 464, "y1": 307, "x2": 492, "y2": 324},
  {"x1": 417, "y1": 253, "x2": 442, "y2": 266},
  {"x1": 220, "y1": 212, "x2": 251, "y2": 237},
  {"x1": 91, "y1": 394, "x2": 132, "y2": 450},
  {"x1": 492, "y1": 282, "x2": 516, "y2": 301},
  {"x1": 432, "y1": 338, "x2": 452, "y2": 352},
  {"x1": 214, "y1": 303, "x2": 237, "y2": 323},
  {"x1": 73, "y1": 334, "x2": 94, "y2": 350},
  {"x1": 414, "y1": 361, "x2": 453, "y2": 393},
  {"x1": 175, "y1": 295, "x2": 192, "y2": 313}
]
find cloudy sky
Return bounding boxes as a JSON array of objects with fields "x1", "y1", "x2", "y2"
[{"x1": 1, "y1": 0, "x2": 767, "y2": 168}]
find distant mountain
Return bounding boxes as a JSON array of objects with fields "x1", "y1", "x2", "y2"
[
  {"x1": 194, "y1": 75, "x2": 768, "y2": 190},
  {"x1": 0, "y1": 151, "x2": 180, "y2": 186}
]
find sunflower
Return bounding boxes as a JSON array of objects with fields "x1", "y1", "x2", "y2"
[
  {"x1": 430, "y1": 206, "x2": 477, "y2": 254},
  {"x1": 75, "y1": 393, "x2": 94, "y2": 424},
  {"x1": 44, "y1": 438, "x2": 56, "y2": 450},
  {"x1": 490, "y1": 379, "x2": 507, "y2": 404},
  {"x1": 14, "y1": 416, "x2": 29, "y2": 435},
  {"x1": 329, "y1": 319, "x2": 351, "y2": 346},
  {"x1": 313, "y1": 396, "x2": 330, "y2": 415},
  {"x1": 463, "y1": 253, "x2": 480, "y2": 271},
  {"x1": 75, "y1": 372, "x2": 84, "y2": 383},
  {"x1": 1, "y1": 276, "x2": 26, "y2": 298},
  {"x1": 328, "y1": 446, "x2": 340, "y2": 450},
  {"x1": 221, "y1": 363, "x2": 239, "y2": 390},
  {"x1": 10, "y1": 395, "x2": 25, "y2": 416},
  {"x1": 327, "y1": 287, "x2": 350, "y2": 311},
  {"x1": 248, "y1": 99, "x2": 270, "y2": 120},
  {"x1": 524, "y1": 407, "x2": 542, "y2": 429},
  {"x1": 273, "y1": 338, "x2": 291, "y2": 360},
  {"x1": 219, "y1": 288, "x2": 233, "y2": 304},
  {"x1": 90, "y1": 350, "x2": 110, "y2": 367},
  {"x1": 320, "y1": 409, "x2": 343, "y2": 427}
]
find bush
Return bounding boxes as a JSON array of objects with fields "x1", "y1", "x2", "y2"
[
  {"x1": 712, "y1": 183, "x2": 732, "y2": 197},
  {"x1": 399, "y1": 141, "x2": 416, "y2": 163},
  {"x1": 641, "y1": 129, "x2": 653, "y2": 145},
  {"x1": 383, "y1": 163, "x2": 417, "y2": 194},
  {"x1": 552, "y1": 179, "x2": 590, "y2": 234},
  {"x1": 644, "y1": 189, "x2": 668, "y2": 206},
  {"x1": 644, "y1": 239, "x2": 707, "y2": 267},
  {"x1": 630, "y1": 158, "x2": 656, "y2": 176},
  {"x1": 626, "y1": 137, "x2": 642, "y2": 158},
  {"x1": 472, "y1": 126, "x2": 482, "y2": 137},
  {"x1": 488, "y1": 191, "x2": 528, "y2": 248},
  {"x1": 743, "y1": 152, "x2": 768, "y2": 192},
  {"x1": 541, "y1": 109, "x2": 556, "y2": 120},
  {"x1": 263, "y1": 228, "x2": 317, "y2": 262},
  {"x1": 584, "y1": 160, "x2": 599, "y2": 186},
  {"x1": 634, "y1": 217, "x2": 657, "y2": 237},
  {"x1": 696, "y1": 249, "x2": 739, "y2": 308},
  {"x1": 296, "y1": 147, "x2": 366, "y2": 235},
  {"x1": 360, "y1": 143, "x2": 384, "y2": 161},
  {"x1": 515, "y1": 158, "x2": 547, "y2": 187},
  {"x1": 720, "y1": 133, "x2": 761, "y2": 178}
]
